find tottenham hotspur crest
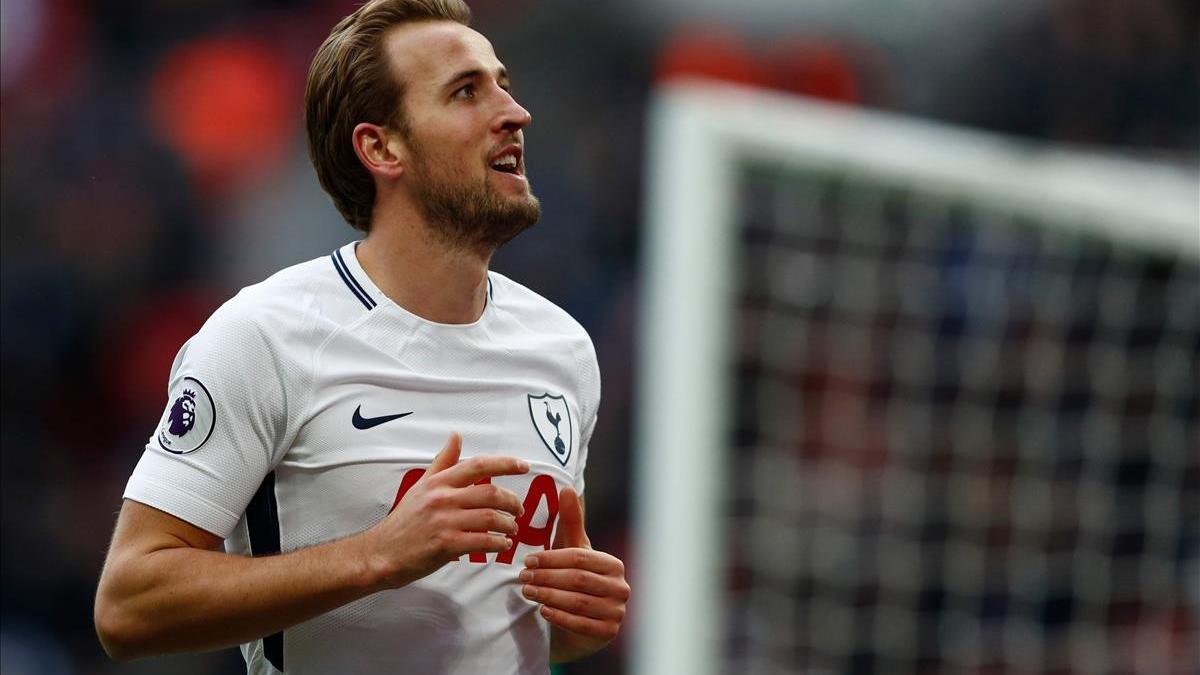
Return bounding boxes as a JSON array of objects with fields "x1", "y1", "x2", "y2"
[
  {"x1": 156, "y1": 376, "x2": 216, "y2": 454},
  {"x1": 527, "y1": 393, "x2": 573, "y2": 466}
]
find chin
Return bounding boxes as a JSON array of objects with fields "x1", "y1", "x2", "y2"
[{"x1": 509, "y1": 191, "x2": 539, "y2": 211}]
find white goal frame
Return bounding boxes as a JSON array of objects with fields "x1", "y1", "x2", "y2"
[{"x1": 630, "y1": 78, "x2": 1198, "y2": 675}]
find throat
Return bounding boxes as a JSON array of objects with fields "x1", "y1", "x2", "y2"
[{"x1": 355, "y1": 233, "x2": 491, "y2": 325}]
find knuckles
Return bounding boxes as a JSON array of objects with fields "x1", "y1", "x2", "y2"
[
  {"x1": 594, "y1": 551, "x2": 624, "y2": 575},
  {"x1": 483, "y1": 484, "x2": 504, "y2": 503},
  {"x1": 425, "y1": 489, "x2": 452, "y2": 510},
  {"x1": 429, "y1": 530, "x2": 454, "y2": 556},
  {"x1": 564, "y1": 594, "x2": 589, "y2": 614},
  {"x1": 460, "y1": 457, "x2": 486, "y2": 473}
]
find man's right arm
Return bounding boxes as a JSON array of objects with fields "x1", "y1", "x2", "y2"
[{"x1": 95, "y1": 433, "x2": 528, "y2": 661}]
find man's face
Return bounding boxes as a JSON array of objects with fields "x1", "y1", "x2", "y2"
[{"x1": 383, "y1": 22, "x2": 540, "y2": 251}]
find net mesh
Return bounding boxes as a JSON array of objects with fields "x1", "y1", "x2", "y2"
[{"x1": 724, "y1": 162, "x2": 1199, "y2": 675}]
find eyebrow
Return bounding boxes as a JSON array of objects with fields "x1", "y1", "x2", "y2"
[{"x1": 442, "y1": 66, "x2": 510, "y2": 90}]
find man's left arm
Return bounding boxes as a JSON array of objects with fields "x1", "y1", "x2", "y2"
[{"x1": 521, "y1": 489, "x2": 630, "y2": 663}]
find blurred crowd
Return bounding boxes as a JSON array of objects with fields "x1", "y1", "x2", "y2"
[{"x1": 1, "y1": 0, "x2": 1195, "y2": 674}]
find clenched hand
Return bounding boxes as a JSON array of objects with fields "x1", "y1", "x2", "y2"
[
  {"x1": 520, "y1": 486, "x2": 630, "y2": 662},
  {"x1": 364, "y1": 433, "x2": 529, "y2": 589}
]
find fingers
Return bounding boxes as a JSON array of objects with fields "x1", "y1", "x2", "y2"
[
  {"x1": 426, "y1": 435, "x2": 529, "y2": 487},
  {"x1": 522, "y1": 585, "x2": 625, "y2": 622},
  {"x1": 422, "y1": 433, "x2": 530, "y2": 487},
  {"x1": 525, "y1": 549, "x2": 624, "y2": 576},
  {"x1": 455, "y1": 531, "x2": 514, "y2": 555},
  {"x1": 439, "y1": 455, "x2": 530, "y2": 487},
  {"x1": 456, "y1": 508, "x2": 519, "y2": 537},
  {"x1": 518, "y1": 568, "x2": 630, "y2": 602},
  {"x1": 551, "y1": 487, "x2": 588, "y2": 549},
  {"x1": 426, "y1": 433, "x2": 462, "y2": 474},
  {"x1": 536, "y1": 605, "x2": 621, "y2": 642},
  {"x1": 457, "y1": 482, "x2": 525, "y2": 517}
]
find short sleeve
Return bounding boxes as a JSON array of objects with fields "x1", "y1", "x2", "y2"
[
  {"x1": 123, "y1": 296, "x2": 304, "y2": 538},
  {"x1": 572, "y1": 337, "x2": 601, "y2": 496}
]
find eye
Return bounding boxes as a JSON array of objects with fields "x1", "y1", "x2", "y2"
[{"x1": 453, "y1": 83, "x2": 476, "y2": 100}]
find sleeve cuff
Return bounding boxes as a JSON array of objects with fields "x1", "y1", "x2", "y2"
[{"x1": 124, "y1": 474, "x2": 242, "y2": 539}]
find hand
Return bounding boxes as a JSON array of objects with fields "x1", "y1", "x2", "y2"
[
  {"x1": 519, "y1": 487, "x2": 630, "y2": 662},
  {"x1": 364, "y1": 433, "x2": 529, "y2": 589}
]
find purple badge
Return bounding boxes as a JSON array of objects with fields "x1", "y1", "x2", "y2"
[
  {"x1": 157, "y1": 377, "x2": 215, "y2": 454},
  {"x1": 168, "y1": 389, "x2": 198, "y2": 437}
]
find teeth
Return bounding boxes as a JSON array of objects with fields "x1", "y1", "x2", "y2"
[{"x1": 491, "y1": 154, "x2": 517, "y2": 170}]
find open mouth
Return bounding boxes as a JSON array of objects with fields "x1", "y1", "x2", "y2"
[{"x1": 488, "y1": 146, "x2": 523, "y2": 176}]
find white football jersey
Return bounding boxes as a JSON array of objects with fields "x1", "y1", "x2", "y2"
[{"x1": 124, "y1": 241, "x2": 600, "y2": 675}]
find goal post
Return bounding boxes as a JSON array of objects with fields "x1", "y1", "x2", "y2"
[{"x1": 632, "y1": 79, "x2": 1198, "y2": 675}]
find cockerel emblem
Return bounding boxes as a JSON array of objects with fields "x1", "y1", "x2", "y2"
[{"x1": 527, "y1": 393, "x2": 573, "y2": 466}]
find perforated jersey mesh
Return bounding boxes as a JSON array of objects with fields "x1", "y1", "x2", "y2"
[{"x1": 123, "y1": 244, "x2": 600, "y2": 675}]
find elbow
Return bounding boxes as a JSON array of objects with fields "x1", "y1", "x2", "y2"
[{"x1": 94, "y1": 592, "x2": 150, "y2": 662}]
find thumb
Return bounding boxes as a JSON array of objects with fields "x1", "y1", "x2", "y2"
[
  {"x1": 553, "y1": 487, "x2": 590, "y2": 549},
  {"x1": 427, "y1": 433, "x2": 462, "y2": 475}
]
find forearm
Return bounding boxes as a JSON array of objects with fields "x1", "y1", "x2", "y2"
[
  {"x1": 96, "y1": 532, "x2": 383, "y2": 660},
  {"x1": 97, "y1": 440, "x2": 529, "y2": 662}
]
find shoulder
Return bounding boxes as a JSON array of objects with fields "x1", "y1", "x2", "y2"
[
  {"x1": 193, "y1": 248, "x2": 372, "y2": 356},
  {"x1": 488, "y1": 271, "x2": 601, "y2": 405},
  {"x1": 488, "y1": 271, "x2": 594, "y2": 350}
]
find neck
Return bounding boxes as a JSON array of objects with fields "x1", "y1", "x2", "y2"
[{"x1": 356, "y1": 205, "x2": 492, "y2": 325}]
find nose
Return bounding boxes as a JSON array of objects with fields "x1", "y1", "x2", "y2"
[{"x1": 493, "y1": 89, "x2": 532, "y2": 134}]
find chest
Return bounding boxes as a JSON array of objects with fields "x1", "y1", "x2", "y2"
[
  {"x1": 271, "y1": 331, "x2": 583, "y2": 546},
  {"x1": 296, "y1": 373, "x2": 582, "y2": 470}
]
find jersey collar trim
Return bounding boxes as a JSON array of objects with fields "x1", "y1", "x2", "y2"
[
  {"x1": 333, "y1": 240, "x2": 500, "y2": 330},
  {"x1": 331, "y1": 243, "x2": 377, "y2": 310}
]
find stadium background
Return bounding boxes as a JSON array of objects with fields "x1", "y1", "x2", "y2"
[{"x1": 0, "y1": 0, "x2": 1195, "y2": 673}]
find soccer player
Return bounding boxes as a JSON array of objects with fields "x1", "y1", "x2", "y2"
[{"x1": 93, "y1": 1, "x2": 629, "y2": 672}]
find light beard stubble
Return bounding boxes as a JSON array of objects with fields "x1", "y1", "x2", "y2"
[{"x1": 406, "y1": 143, "x2": 541, "y2": 253}]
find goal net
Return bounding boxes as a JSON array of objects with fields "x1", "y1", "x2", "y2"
[{"x1": 632, "y1": 80, "x2": 1199, "y2": 675}]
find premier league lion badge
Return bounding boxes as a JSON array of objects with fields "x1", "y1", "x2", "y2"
[
  {"x1": 527, "y1": 392, "x2": 573, "y2": 466},
  {"x1": 156, "y1": 376, "x2": 216, "y2": 454}
]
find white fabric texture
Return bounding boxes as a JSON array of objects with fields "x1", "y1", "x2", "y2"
[{"x1": 124, "y1": 241, "x2": 600, "y2": 675}]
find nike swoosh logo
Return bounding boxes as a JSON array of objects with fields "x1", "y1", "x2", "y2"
[{"x1": 352, "y1": 405, "x2": 413, "y2": 430}]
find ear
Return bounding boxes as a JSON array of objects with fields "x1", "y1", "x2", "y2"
[{"x1": 352, "y1": 122, "x2": 407, "y2": 180}]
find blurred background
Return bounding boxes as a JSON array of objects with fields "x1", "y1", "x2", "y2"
[{"x1": 0, "y1": 0, "x2": 1196, "y2": 674}]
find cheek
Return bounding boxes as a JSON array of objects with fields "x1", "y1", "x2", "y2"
[
  {"x1": 413, "y1": 139, "x2": 480, "y2": 177},
  {"x1": 421, "y1": 117, "x2": 487, "y2": 162}
]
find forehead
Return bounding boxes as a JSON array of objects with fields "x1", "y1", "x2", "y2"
[{"x1": 383, "y1": 21, "x2": 502, "y2": 92}]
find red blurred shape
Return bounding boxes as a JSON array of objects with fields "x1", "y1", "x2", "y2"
[
  {"x1": 655, "y1": 24, "x2": 770, "y2": 88},
  {"x1": 770, "y1": 39, "x2": 860, "y2": 104},
  {"x1": 148, "y1": 36, "x2": 295, "y2": 194},
  {"x1": 104, "y1": 286, "x2": 225, "y2": 417}
]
